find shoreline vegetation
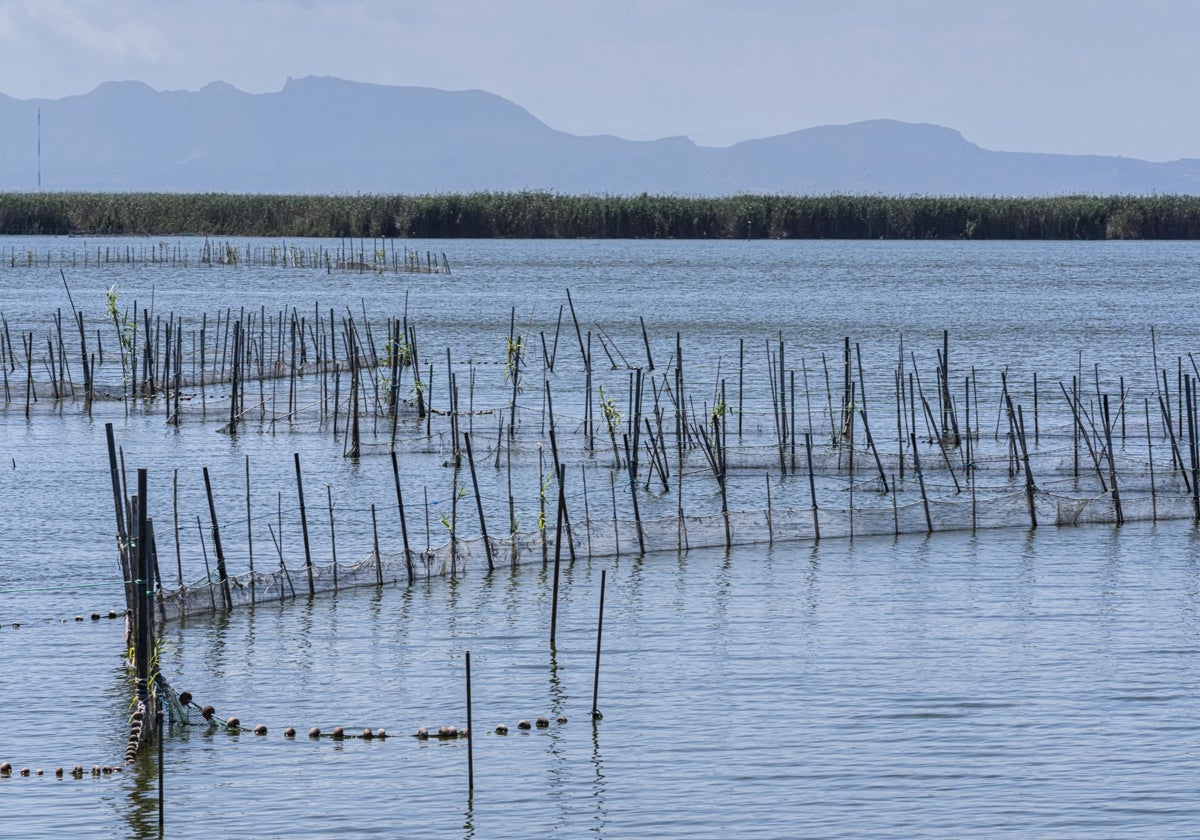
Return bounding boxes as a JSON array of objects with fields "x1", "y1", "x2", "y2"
[{"x1": 2, "y1": 192, "x2": 1200, "y2": 239}]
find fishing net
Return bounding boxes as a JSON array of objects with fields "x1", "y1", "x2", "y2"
[{"x1": 151, "y1": 453, "x2": 1197, "y2": 624}]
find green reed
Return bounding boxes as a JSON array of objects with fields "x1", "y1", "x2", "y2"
[{"x1": 3, "y1": 192, "x2": 1200, "y2": 239}]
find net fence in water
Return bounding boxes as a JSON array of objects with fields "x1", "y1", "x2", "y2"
[{"x1": 153, "y1": 459, "x2": 1195, "y2": 623}]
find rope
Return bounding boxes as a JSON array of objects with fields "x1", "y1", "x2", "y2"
[{"x1": 0, "y1": 579, "x2": 128, "y2": 595}]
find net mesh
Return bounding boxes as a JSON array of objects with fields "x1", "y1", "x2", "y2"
[{"x1": 153, "y1": 470, "x2": 1195, "y2": 623}]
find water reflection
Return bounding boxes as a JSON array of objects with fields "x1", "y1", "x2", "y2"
[
  {"x1": 295, "y1": 593, "x2": 318, "y2": 673},
  {"x1": 590, "y1": 720, "x2": 607, "y2": 835},
  {"x1": 461, "y1": 793, "x2": 475, "y2": 839},
  {"x1": 197, "y1": 609, "x2": 231, "y2": 680},
  {"x1": 544, "y1": 648, "x2": 571, "y2": 829},
  {"x1": 117, "y1": 740, "x2": 161, "y2": 839},
  {"x1": 803, "y1": 543, "x2": 821, "y2": 617}
]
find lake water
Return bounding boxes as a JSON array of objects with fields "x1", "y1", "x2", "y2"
[{"x1": 3, "y1": 237, "x2": 1200, "y2": 838}]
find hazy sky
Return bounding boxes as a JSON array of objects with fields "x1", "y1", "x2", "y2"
[{"x1": 0, "y1": 0, "x2": 1195, "y2": 161}]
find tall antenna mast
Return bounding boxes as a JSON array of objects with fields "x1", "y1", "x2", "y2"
[{"x1": 37, "y1": 107, "x2": 42, "y2": 189}]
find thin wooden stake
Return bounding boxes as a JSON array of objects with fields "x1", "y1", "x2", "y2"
[
  {"x1": 1145, "y1": 398, "x2": 1157, "y2": 523},
  {"x1": 173, "y1": 468, "x2": 182, "y2": 589},
  {"x1": 550, "y1": 464, "x2": 566, "y2": 648},
  {"x1": 196, "y1": 516, "x2": 217, "y2": 612},
  {"x1": 466, "y1": 650, "x2": 474, "y2": 791},
  {"x1": 391, "y1": 451, "x2": 414, "y2": 583},
  {"x1": 294, "y1": 453, "x2": 315, "y2": 596},
  {"x1": 463, "y1": 433, "x2": 494, "y2": 572},
  {"x1": 371, "y1": 503, "x2": 383, "y2": 586},
  {"x1": 327, "y1": 484, "x2": 339, "y2": 591},
  {"x1": 804, "y1": 432, "x2": 820, "y2": 541},
  {"x1": 202, "y1": 467, "x2": 232, "y2": 610},
  {"x1": 244, "y1": 456, "x2": 255, "y2": 603},
  {"x1": 591, "y1": 568, "x2": 606, "y2": 720},
  {"x1": 911, "y1": 434, "x2": 933, "y2": 535}
]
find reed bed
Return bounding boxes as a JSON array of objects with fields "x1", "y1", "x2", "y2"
[{"x1": 4, "y1": 192, "x2": 1200, "y2": 238}]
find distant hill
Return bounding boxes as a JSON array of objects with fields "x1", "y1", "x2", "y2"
[{"x1": 2, "y1": 76, "x2": 1199, "y2": 196}]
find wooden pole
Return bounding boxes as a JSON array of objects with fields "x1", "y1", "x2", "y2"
[
  {"x1": 610, "y1": 472, "x2": 620, "y2": 560},
  {"x1": 196, "y1": 515, "x2": 217, "y2": 612},
  {"x1": 804, "y1": 432, "x2": 820, "y2": 541},
  {"x1": 623, "y1": 433, "x2": 645, "y2": 554},
  {"x1": 371, "y1": 503, "x2": 383, "y2": 586},
  {"x1": 348, "y1": 340, "x2": 361, "y2": 458},
  {"x1": 566, "y1": 288, "x2": 587, "y2": 370},
  {"x1": 1033, "y1": 371, "x2": 1040, "y2": 444},
  {"x1": 550, "y1": 464, "x2": 566, "y2": 648},
  {"x1": 463, "y1": 433, "x2": 494, "y2": 572},
  {"x1": 134, "y1": 470, "x2": 151, "y2": 700},
  {"x1": 173, "y1": 468, "x2": 182, "y2": 589},
  {"x1": 544, "y1": 382, "x2": 576, "y2": 561},
  {"x1": 1060, "y1": 382, "x2": 1110, "y2": 492},
  {"x1": 158, "y1": 692, "x2": 165, "y2": 832},
  {"x1": 228, "y1": 320, "x2": 240, "y2": 434},
  {"x1": 640, "y1": 315, "x2": 655, "y2": 371},
  {"x1": 737, "y1": 338, "x2": 744, "y2": 438},
  {"x1": 911, "y1": 434, "x2": 933, "y2": 534},
  {"x1": 391, "y1": 451, "x2": 414, "y2": 583},
  {"x1": 327, "y1": 484, "x2": 339, "y2": 591},
  {"x1": 105, "y1": 423, "x2": 135, "y2": 615},
  {"x1": 1145, "y1": 398, "x2": 1158, "y2": 523},
  {"x1": 1187, "y1": 378, "x2": 1199, "y2": 523},
  {"x1": 591, "y1": 568, "x2": 606, "y2": 720},
  {"x1": 858, "y1": 405, "x2": 889, "y2": 493},
  {"x1": 465, "y1": 650, "x2": 474, "y2": 791},
  {"x1": 1016, "y1": 405, "x2": 1039, "y2": 529},
  {"x1": 891, "y1": 472, "x2": 899, "y2": 536},
  {"x1": 244, "y1": 456, "x2": 255, "y2": 603},
  {"x1": 294, "y1": 453, "x2": 315, "y2": 596},
  {"x1": 765, "y1": 473, "x2": 774, "y2": 544},
  {"x1": 202, "y1": 467, "x2": 232, "y2": 610}
]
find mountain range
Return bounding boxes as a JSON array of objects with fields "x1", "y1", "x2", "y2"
[{"x1": 1, "y1": 76, "x2": 1197, "y2": 196}]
